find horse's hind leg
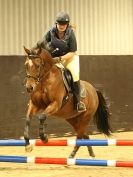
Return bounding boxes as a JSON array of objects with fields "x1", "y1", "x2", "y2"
[
  {"x1": 69, "y1": 145, "x2": 80, "y2": 158},
  {"x1": 69, "y1": 135, "x2": 95, "y2": 158},
  {"x1": 66, "y1": 118, "x2": 82, "y2": 158},
  {"x1": 66, "y1": 114, "x2": 95, "y2": 158},
  {"x1": 83, "y1": 134, "x2": 95, "y2": 158},
  {"x1": 66, "y1": 117, "x2": 90, "y2": 158}
]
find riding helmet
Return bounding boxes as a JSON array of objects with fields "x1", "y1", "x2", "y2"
[{"x1": 56, "y1": 11, "x2": 70, "y2": 25}]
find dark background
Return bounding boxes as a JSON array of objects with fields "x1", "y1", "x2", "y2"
[{"x1": 0, "y1": 55, "x2": 133, "y2": 139}]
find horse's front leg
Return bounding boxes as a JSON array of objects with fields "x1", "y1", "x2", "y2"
[
  {"x1": 38, "y1": 101, "x2": 61, "y2": 142},
  {"x1": 24, "y1": 100, "x2": 38, "y2": 152},
  {"x1": 38, "y1": 113, "x2": 48, "y2": 142},
  {"x1": 24, "y1": 115, "x2": 33, "y2": 152}
]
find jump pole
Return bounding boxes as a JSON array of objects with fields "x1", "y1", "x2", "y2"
[
  {"x1": 0, "y1": 155, "x2": 133, "y2": 167},
  {"x1": 0, "y1": 139, "x2": 133, "y2": 146}
]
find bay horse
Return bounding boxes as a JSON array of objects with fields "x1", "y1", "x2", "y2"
[{"x1": 23, "y1": 46, "x2": 111, "y2": 158}]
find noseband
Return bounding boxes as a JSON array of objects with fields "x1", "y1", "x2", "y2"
[{"x1": 25, "y1": 74, "x2": 41, "y2": 82}]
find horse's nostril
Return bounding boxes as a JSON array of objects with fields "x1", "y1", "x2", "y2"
[{"x1": 26, "y1": 86, "x2": 33, "y2": 93}]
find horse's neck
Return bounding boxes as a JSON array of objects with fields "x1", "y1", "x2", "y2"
[
  {"x1": 41, "y1": 56, "x2": 54, "y2": 76},
  {"x1": 49, "y1": 65, "x2": 62, "y2": 80},
  {"x1": 41, "y1": 64, "x2": 61, "y2": 84}
]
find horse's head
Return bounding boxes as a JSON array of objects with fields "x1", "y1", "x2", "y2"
[{"x1": 24, "y1": 46, "x2": 53, "y2": 93}]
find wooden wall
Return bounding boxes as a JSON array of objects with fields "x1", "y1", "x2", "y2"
[{"x1": 0, "y1": 55, "x2": 133, "y2": 138}]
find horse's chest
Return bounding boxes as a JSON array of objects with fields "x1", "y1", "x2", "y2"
[{"x1": 31, "y1": 90, "x2": 49, "y2": 107}]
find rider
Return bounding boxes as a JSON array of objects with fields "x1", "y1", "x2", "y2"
[{"x1": 31, "y1": 11, "x2": 86, "y2": 112}]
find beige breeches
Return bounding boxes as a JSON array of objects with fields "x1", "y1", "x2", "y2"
[{"x1": 62, "y1": 55, "x2": 80, "y2": 82}]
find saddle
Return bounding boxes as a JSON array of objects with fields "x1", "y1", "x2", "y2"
[{"x1": 55, "y1": 63, "x2": 86, "y2": 98}]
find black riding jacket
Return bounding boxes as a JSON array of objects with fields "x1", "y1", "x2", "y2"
[{"x1": 35, "y1": 26, "x2": 77, "y2": 57}]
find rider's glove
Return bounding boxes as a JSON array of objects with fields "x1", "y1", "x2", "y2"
[{"x1": 53, "y1": 56, "x2": 62, "y2": 63}]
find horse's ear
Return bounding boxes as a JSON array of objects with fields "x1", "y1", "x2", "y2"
[
  {"x1": 36, "y1": 47, "x2": 42, "y2": 55},
  {"x1": 23, "y1": 46, "x2": 31, "y2": 55}
]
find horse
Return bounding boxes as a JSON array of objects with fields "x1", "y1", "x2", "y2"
[{"x1": 23, "y1": 46, "x2": 112, "y2": 158}]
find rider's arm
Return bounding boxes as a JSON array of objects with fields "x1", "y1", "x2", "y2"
[{"x1": 61, "y1": 52, "x2": 76, "y2": 61}]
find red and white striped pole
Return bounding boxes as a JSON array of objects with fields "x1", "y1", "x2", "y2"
[{"x1": 0, "y1": 139, "x2": 133, "y2": 146}]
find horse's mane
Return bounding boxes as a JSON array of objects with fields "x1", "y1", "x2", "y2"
[
  {"x1": 39, "y1": 48, "x2": 55, "y2": 70},
  {"x1": 40, "y1": 48, "x2": 53, "y2": 62}
]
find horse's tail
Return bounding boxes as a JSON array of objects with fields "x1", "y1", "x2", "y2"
[{"x1": 94, "y1": 90, "x2": 112, "y2": 136}]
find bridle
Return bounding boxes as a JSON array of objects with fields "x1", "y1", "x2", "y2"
[
  {"x1": 26, "y1": 74, "x2": 41, "y2": 83},
  {"x1": 25, "y1": 54, "x2": 44, "y2": 83}
]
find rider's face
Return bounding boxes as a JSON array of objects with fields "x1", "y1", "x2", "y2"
[{"x1": 56, "y1": 23, "x2": 68, "y2": 32}]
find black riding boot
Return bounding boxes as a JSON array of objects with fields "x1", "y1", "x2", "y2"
[{"x1": 73, "y1": 81, "x2": 86, "y2": 112}]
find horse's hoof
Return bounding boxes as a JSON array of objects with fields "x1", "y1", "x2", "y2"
[
  {"x1": 89, "y1": 153, "x2": 95, "y2": 159},
  {"x1": 69, "y1": 154, "x2": 74, "y2": 158},
  {"x1": 25, "y1": 144, "x2": 33, "y2": 152},
  {"x1": 90, "y1": 153, "x2": 95, "y2": 158},
  {"x1": 89, "y1": 156, "x2": 95, "y2": 159},
  {"x1": 69, "y1": 155, "x2": 73, "y2": 158},
  {"x1": 40, "y1": 134, "x2": 48, "y2": 143}
]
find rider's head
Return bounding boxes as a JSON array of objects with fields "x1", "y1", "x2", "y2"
[{"x1": 55, "y1": 11, "x2": 70, "y2": 26}]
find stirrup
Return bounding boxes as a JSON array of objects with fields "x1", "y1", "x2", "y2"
[{"x1": 77, "y1": 102, "x2": 86, "y2": 112}]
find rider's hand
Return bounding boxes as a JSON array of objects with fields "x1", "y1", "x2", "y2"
[{"x1": 53, "y1": 57, "x2": 62, "y2": 63}]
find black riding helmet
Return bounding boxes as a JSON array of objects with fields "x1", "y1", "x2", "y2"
[{"x1": 56, "y1": 11, "x2": 70, "y2": 25}]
